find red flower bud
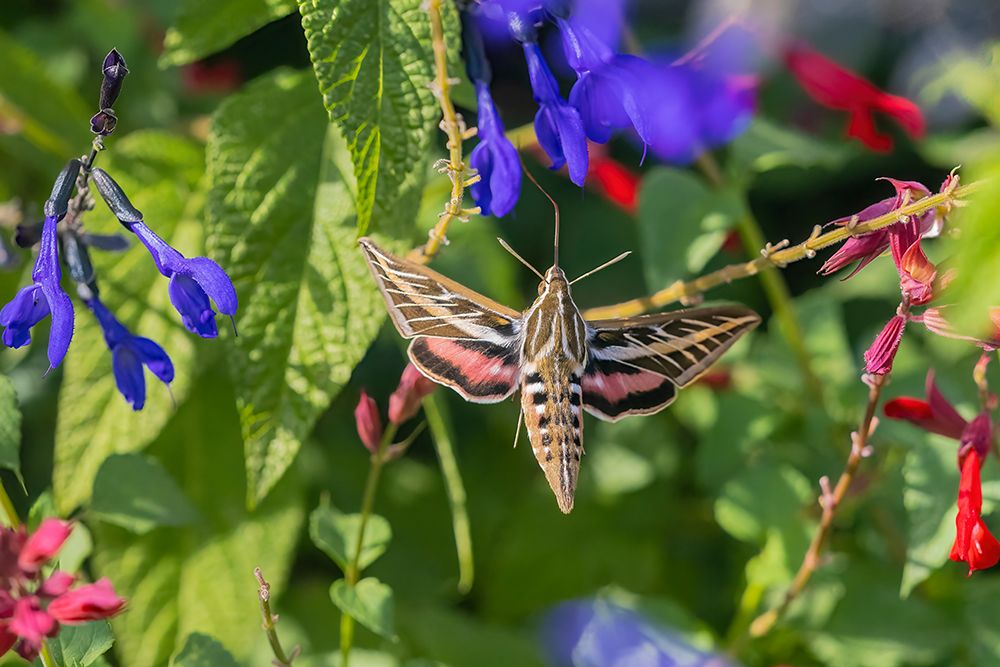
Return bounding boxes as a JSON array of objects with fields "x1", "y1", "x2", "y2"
[
  {"x1": 18, "y1": 519, "x2": 72, "y2": 573},
  {"x1": 354, "y1": 390, "x2": 383, "y2": 454},
  {"x1": 388, "y1": 364, "x2": 436, "y2": 425},
  {"x1": 863, "y1": 314, "x2": 906, "y2": 375},
  {"x1": 47, "y1": 578, "x2": 125, "y2": 624}
]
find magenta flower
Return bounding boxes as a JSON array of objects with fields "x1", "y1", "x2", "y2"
[
  {"x1": 354, "y1": 390, "x2": 383, "y2": 455},
  {"x1": 17, "y1": 520, "x2": 71, "y2": 574},
  {"x1": 863, "y1": 314, "x2": 906, "y2": 375},
  {"x1": 388, "y1": 364, "x2": 436, "y2": 425}
]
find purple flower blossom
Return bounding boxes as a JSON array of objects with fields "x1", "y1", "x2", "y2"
[
  {"x1": 864, "y1": 313, "x2": 906, "y2": 375},
  {"x1": 90, "y1": 168, "x2": 238, "y2": 338},
  {"x1": 523, "y1": 41, "x2": 589, "y2": 185},
  {"x1": 0, "y1": 215, "x2": 74, "y2": 371},
  {"x1": 544, "y1": 598, "x2": 735, "y2": 667},
  {"x1": 87, "y1": 297, "x2": 173, "y2": 410},
  {"x1": 469, "y1": 82, "x2": 521, "y2": 217}
]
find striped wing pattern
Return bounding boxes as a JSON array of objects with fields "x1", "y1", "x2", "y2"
[
  {"x1": 359, "y1": 238, "x2": 522, "y2": 402},
  {"x1": 582, "y1": 306, "x2": 761, "y2": 421}
]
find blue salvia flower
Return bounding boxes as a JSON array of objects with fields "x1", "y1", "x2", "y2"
[
  {"x1": 91, "y1": 168, "x2": 238, "y2": 338},
  {"x1": 0, "y1": 160, "x2": 81, "y2": 371},
  {"x1": 521, "y1": 40, "x2": 589, "y2": 186},
  {"x1": 86, "y1": 295, "x2": 173, "y2": 410},
  {"x1": 463, "y1": 11, "x2": 521, "y2": 217}
]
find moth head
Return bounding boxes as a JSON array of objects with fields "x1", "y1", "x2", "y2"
[{"x1": 541, "y1": 266, "x2": 567, "y2": 291}]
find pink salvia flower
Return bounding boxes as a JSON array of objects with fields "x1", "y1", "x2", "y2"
[
  {"x1": 864, "y1": 314, "x2": 906, "y2": 374},
  {"x1": 46, "y1": 578, "x2": 125, "y2": 624},
  {"x1": 9, "y1": 597, "x2": 56, "y2": 660},
  {"x1": 354, "y1": 390, "x2": 383, "y2": 455},
  {"x1": 388, "y1": 364, "x2": 436, "y2": 425},
  {"x1": 37, "y1": 571, "x2": 74, "y2": 598},
  {"x1": 17, "y1": 519, "x2": 72, "y2": 574}
]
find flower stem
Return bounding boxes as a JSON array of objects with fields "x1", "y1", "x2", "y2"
[
  {"x1": 339, "y1": 422, "x2": 399, "y2": 667},
  {"x1": 582, "y1": 180, "x2": 983, "y2": 320},
  {"x1": 423, "y1": 394, "x2": 474, "y2": 594},
  {"x1": 412, "y1": 0, "x2": 476, "y2": 264},
  {"x1": 255, "y1": 567, "x2": 298, "y2": 666},
  {"x1": 39, "y1": 642, "x2": 57, "y2": 667},
  {"x1": 747, "y1": 372, "x2": 888, "y2": 637}
]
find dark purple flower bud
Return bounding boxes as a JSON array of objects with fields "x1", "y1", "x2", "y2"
[
  {"x1": 80, "y1": 232, "x2": 130, "y2": 252},
  {"x1": 0, "y1": 215, "x2": 74, "y2": 370},
  {"x1": 14, "y1": 222, "x2": 43, "y2": 249},
  {"x1": 98, "y1": 49, "x2": 129, "y2": 111},
  {"x1": 44, "y1": 160, "x2": 82, "y2": 220},
  {"x1": 469, "y1": 82, "x2": 521, "y2": 217},
  {"x1": 522, "y1": 42, "x2": 588, "y2": 185},
  {"x1": 90, "y1": 168, "x2": 142, "y2": 225},
  {"x1": 61, "y1": 232, "x2": 95, "y2": 287},
  {"x1": 460, "y1": 10, "x2": 492, "y2": 84},
  {"x1": 87, "y1": 297, "x2": 173, "y2": 410},
  {"x1": 90, "y1": 110, "x2": 118, "y2": 136},
  {"x1": 864, "y1": 314, "x2": 906, "y2": 375}
]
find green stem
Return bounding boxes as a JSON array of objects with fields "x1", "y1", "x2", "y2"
[
  {"x1": 733, "y1": 203, "x2": 825, "y2": 404},
  {"x1": 423, "y1": 394, "x2": 474, "y2": 594},
  {"x1": 0, "y1": 478, "x2": 20, "y2": 528},
  {"x1": 39, "y1": 643, "x2": 56, "y2": 667},
  {"x1": 339, "y1": 422, "x2": 398, "y2": 667}
]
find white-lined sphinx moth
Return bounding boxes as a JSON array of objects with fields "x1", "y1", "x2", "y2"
[{"x1": 359, "y1": 236, "x2": 760, "y2": 513}]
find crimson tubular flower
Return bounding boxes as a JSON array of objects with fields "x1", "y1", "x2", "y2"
[
  {"x1": 0, "y1": 520, "x2": 125, "y2": 660},
  {"x1": 885, "y1": 372, "x2": 1000, "y2": 574},
  {"x1": 784, "y1": 43, "x2": 925, "y2": 152}
]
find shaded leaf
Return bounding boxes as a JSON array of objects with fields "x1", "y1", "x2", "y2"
[
  {"x1": 91, "y1": 453, "x2": 200, "y2": 534},
  {"x1": 206, "y1": 69, "x2": 401, "y2": 506},
  {"x1": 715, "y1": 463, "x2": 813, "y2": 544},
  {"x1": 330, "y1": 577, "x2": 396, "y2": 641},
  {"x1": 161, "y1": 0, "x2": 297, "y2": 66},
  {"x1": 47, "y1": 622, "x2": 115, "y2": 667},
  {"x1": 0, "y1": 374, "x2": 22, "y2": 486},
  {"x1": 298, "y1": 0, "x2": 456, "y2": 234},
  {"x1": 728, "y1": 118, "x2": 851, "y2": 180},
  {"x1": 53, "y1": 131, "x2": 204, "y2": 513},
  {"x1": 170, "y1": 633, "x2": 241, "y2": 667},
  {"x1": 309, "y1": 503, "x2": 392, "y2": 572}
]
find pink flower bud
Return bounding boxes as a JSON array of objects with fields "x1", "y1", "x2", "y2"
[
  {"x1": 354, "y1": 390, "x2": 383, "y2": 454},
  {"x1": 388, "y1": 364, "x2": 436, "y2": 424},
  {"x1": 18, "y1": 519, "x2": 72, "y2": 573},
  {"x1": 47, "y1": 578, "x2": 125, "y2": 624},
  {"x1": 864, "y1": 314, "x2": 906, "y2": 375},
  {"x1": 38, "y1": 571, "x2": 75, "y2": 598},
  {"x1": 9, "y1": 597, "x2": 56, "y2": 648}
]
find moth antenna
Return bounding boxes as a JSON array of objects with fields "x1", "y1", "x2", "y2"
[
  {"x1": 569, "y1": 251, "x2": 632, "y2": 285},
  {"x1": 497, "y1": 237, "x2": 545, "y2": 282},
  {"x1": 513, "y1": 409, "x2": 524, "y2": 449},
  {"x1": 518, "y1": 152, "x2": 561, "y2": 268}
]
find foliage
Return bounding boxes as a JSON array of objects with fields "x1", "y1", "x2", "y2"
[{"x1": 0, "y1": 2, "x2": 998, "y2": 667}]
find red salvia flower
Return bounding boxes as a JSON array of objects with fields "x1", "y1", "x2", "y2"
[
  {"x1": 784, "y1": 43, "x2": 926, "y2": 152},
  {"x1": 587, "y1": 153, "x2": 639, "y2": 214},
  {"x1": 950, "y1": 451, "x2": 1000, "y2": 574}
]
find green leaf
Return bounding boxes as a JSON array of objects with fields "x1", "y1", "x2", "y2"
[
  {"x1": 309, "y1": 503, "x2": 392, "y2": 571},
  {"x1": 161, "y1": 0, "x2": 297, "y2": 66},
  {"x1": 206, "y1": 69, "x2": 405, "y2": 506},
  {"x1": 91, "y1": 368, "x2": 304, "y2": 665},
  {"x1": 51, "y1": 132, "x2": 205, "y2": 513},
  {"x1": 330, "y1": 577, "x2": 396, "y2": 640},
  {"x1": 727, "y1": 118, "x2": 851, "y2": 179},
  {"x1": 399, "y1": 604, "x2": 545, "y2": 667},
  {"x1": 714, "y1": 463, "x2": 813, "y2": 544},
  {"x1": 91, "y1": 453, "x2": 200, "y2": 534},
  {"x1": 637, "y1": 168, "x2": 739, "y2": 290},
  {"x1": 298, "y1": 0, "x2": 456, "y2": 234},
  {"x1": 0, "y1": 374, "x2": 22, "y2": 486},
  {"x1": 170, "y1": 633, "x2": 241, "y2": 667},
  {"x1": 47, "y1": 622, "x2": 115, "y2": 667},
  {"x1": 900, "y1": 435, "x2": 959, "y2": 597},
  {"x1": 0, "y1": 29, "x2": 91, "y2": 164}
]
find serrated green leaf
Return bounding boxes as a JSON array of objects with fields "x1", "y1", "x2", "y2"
[
  {"x1": 53, "y1": 131, "x2": 204, "y2": 514},
  {"x1": 310, "y1": 503, "x2": 392, "y2": 572},
  {"x1": 0, "y1": 374, "x2": 22, "y2": 486},
  {"x1": 298, "y1": 0, "x2": 456, "y2": 234},
  {"x1": 170, "y1": 633, "x2": 240, "y2": 667},
  {"x1": 727, "y1": 118, "x2": 851, "y2": 179},
  {"x1": 900, "y1": 435, "x2": 959, "y2": 597},
  {"x1": 47, "y1": 622, "x2": 115, "y2": 667},
  {"x1": 161, "y1": 0, "x2": 297, "y2": 66},
  {"x1": 330, "y1": 577, "x2": 396, "y2": 640},
  {"x1": 637, "y1": 168, "x2": 738, "y2": 290},
  {"x1": 91, "y1": 453, "x2": 200, "y2": 534},
  {"x1": 91, "y1": 368, "x2": 304, "y2": 665},
  {"x1": 206, "y1": 69, "x2": 405, "y2": 506}
]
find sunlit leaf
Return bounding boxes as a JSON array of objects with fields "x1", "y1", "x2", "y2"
[
  {"x1": 310, "y1": 503, "x2": 392, "y2": 572},
  {"x1": 330, "y1": 577, "x2": 396, "y2": 640}
]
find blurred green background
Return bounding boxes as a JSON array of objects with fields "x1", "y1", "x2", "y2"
[{"x1": 2, "y1": 1, "x2": 1000, "y2": 666}]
